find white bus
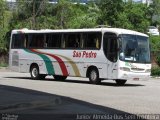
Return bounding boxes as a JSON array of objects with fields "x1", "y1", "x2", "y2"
[{"x1": 9, "y1": 28, "x2": 151, "y2": 85}]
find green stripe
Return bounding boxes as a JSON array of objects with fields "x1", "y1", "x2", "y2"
[{"x1": 24, "y1": 49, "x2": 55, "y2": 75}]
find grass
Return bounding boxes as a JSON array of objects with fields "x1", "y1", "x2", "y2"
[{"x1": 0, "y1": 62, "x2": 8, "y2": 67}]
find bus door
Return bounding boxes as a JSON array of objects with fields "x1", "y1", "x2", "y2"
[
  {"x1": 10, "y1": 33, "x2": 26, "y2": 72},
  {"x1": 103, "y1": 32, "x2": 118, "y2": 79}
]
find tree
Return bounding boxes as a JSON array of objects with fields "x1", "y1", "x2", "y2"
[
  {"x1": 124, "y1": 2, "x2": 150, "y2": 32},
  {"x1": 98, "y1": 0, "x2": 150, "y2": 32},
  {"x1": 10, "y1": 0, "x2": 49, "y2": 29},
  {"x1": 148, "y1": 0, "x2": 160, "y2": 25},
  {"x1": 0, "y1": 0, "x2": 5, "y2": 28},
  {"x1": 67, "y1": 3, "x2": 100, "y2": 28},
  {"x1": 98, "y1": 0, "x2": 124, "y2": 26},
  {"x1": 0, "y1": 0, "x2": 8, "y2": 52}
]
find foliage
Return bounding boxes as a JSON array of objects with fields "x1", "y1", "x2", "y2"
[
  {"x1": 0, "y1": 62, "x2": 8, "y2": 67},
  {"x1": 10, "y1": 0, "x2": 99, "y2": 29},
  {"x1": 149, "y1": 36, "x2": 160, "y2": 52},
  {"x1": 98, "y1": 0, "x2": 150, "y2": 32},
  {"x1": 156, "y1": 55, "x2": 160, "y2": 66},
  {"x1": 0, "y1": 0, "x2": 8, "y2": 52},
  {"x1": 151, "y1": 67, "x2": 160, "y2": 76},
  {"x1": 148, "y1": 0, "x2": 160, "y2": 25},
  {"x1": 124, "y1": 3, "x2": 150, "y2": 32},
  {"x1": 10, "y1": 0, "x2": 49, "y2": 29},
  {"x1": 68, "y1": 3, "x2": 100, "y2": 28},
  {"x1": 98, "y1": 0, "x2": 124, "y2": 26}
]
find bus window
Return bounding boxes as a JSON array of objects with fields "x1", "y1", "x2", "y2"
[
  {"x1": 45, "y1": 33, "x2": 61, "y2": 48},
  {"x1": 83, "y1": 32, "x2": 101, "y2": 49},
  {"x1": 103, "y1": 32, "x2": 118, "y2": 62},
  {"x1": 28, "y1": 34, "x2": 45, "y2": 48},
  {"x1": 11, "y1": 34, "x2": 26, "y2": 49},
  {"x1": 63, "y1": 33, "x2": 81, "y2": 49}
]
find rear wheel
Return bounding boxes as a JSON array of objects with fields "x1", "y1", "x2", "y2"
[
  {"x1": 30, "y1": 65, "x2": 46, "y2": 80},
  {"x1": 115, "y1": 79, "x2": 127, "y2": 86},
  {"x1": 54, "y1": 75, "x2": 67, "y2": 81},
  {"x1": 88, "y1": 68, "x2": 101, "y2": 84}
]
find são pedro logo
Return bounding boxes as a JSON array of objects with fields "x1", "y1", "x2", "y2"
[{"x1": 73, "y1": 50, "x2": 97, "y2": 58}]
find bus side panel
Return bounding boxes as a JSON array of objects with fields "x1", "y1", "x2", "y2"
[
  {"x1": 61, "y1": 49, "x2": 108, "y2": 78},
  {"x1": 19, "y1": 49, "x2": 48, "y2": 74},
  {"x1": 9, "y1": 49, "x2": 20, "y2": 72},
  {"x1": 97, "y1": 63, "x2": 108, "y2": 79}
]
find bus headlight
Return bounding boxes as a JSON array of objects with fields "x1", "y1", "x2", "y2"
[
  {"x1": 120, "y1": 67, "x2": 130, "y2": 72},
  {"x1": 145, "y1": 69, "x2": 151, "y2": 73}
]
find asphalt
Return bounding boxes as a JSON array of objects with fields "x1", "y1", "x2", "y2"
[{"x1": 0, "y1": 71, "x2": 160, "y2": 120}]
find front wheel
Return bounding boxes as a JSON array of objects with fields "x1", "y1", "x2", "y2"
[
  {"x1": 115, "y1": 79, "x2": 127, "y2": 86},
  {"x1": 54, "y1": 75, "x2": 67, "y2": 81},
  {"x1": 89, "y1": 68, "x2": 101, "y2": 84}
]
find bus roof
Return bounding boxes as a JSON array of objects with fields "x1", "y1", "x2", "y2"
[{"x1": 11, "y1": 28, "x2": 148, "y2": 37}]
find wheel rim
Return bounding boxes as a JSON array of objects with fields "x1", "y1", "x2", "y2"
[
  {"x1": 32, "y1": 67, "x2": 38, "y2": 78},
  {"x1": 90, "y1": 70, "x2": 97, "y2": 81}
]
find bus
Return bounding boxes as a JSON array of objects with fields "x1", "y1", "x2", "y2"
[{"x1": 9, "y1": 28, "x2": 151, "y2": 85}]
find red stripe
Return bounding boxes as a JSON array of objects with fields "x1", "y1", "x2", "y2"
[{"x1": 31, "y1": 49, "x2": 68, "y2": 76}]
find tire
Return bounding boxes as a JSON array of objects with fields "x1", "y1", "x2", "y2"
[
  {"x1": 54, "y1": 75, "x2": 67, "y2": 81},
  {"x1": 115, "y1": 79, "x2": 127, "y2": 86},
  {"x1": 30, "y1": 65, "x2": 46, "y2": 80},
  {"x1": 88, "y1": 68, "x2": 101, "y2": 84}
]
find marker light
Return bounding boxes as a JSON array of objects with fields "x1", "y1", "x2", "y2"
[{"x1": 120, "y1": 67, "x2": 130, "y2": 72}]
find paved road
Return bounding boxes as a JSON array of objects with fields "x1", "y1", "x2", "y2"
[{"x1": 0, "y1": 71, "x2": 160, "y2": 120}]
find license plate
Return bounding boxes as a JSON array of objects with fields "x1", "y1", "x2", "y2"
[{"x1": 133, "y1": 78, "x2": 139, "y2": 81}]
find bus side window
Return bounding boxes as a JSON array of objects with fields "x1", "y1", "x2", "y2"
[
  {"x1": 12, "y1": 34, "x2": 26, "y2": 49},
  {"x1": 64, "y1": 33, "x2": 81, "y2": 49},
  {"x1": 46, "y1": 33, "x2": 61, "y2": 48},
  {"x1": 29, "y1": 34, "x2": 45, "y2": 48},
  {"x1": 83, "y1": 32, "x2": 101, "y2": 49},
  {"x1": 37, "y1": 35, "x2": 44, "y2": 47},
  {"x1": 80, "y1": 33, "x2": 84, "y2": 48},
  {"x1": 63, "y1": 34, "x2": 67, "y2": 48},
  {"x1": 74, "y1": 35, "x2": 80, "y2": 48}
]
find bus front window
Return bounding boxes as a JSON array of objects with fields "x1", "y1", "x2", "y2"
[{"x1": 119, "y1": 34, "x2": 151, "y2": 63}]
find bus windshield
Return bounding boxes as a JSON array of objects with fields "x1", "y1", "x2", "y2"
[{"x1": 119, "y1": 34, "x2": 151, "y2": 63}]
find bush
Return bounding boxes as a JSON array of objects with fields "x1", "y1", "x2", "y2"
[
  {"x1": 151, "y1": 67, "x2": 160, "y2": 76},
  {"x1": 156, "y1": 55, "x2": 160, "y2": 66},
  {"x1": 0, "y1": 62, "x2": 8, "y2": 67},
  {"x1": 149, "y1": 36, "x2": 160, "y2": 52}
]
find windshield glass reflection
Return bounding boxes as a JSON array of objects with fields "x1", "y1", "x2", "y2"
[{"x1": 119, "y1": 34, "x2": 151, "y2": 63}]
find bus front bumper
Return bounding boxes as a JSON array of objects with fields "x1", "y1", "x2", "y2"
[{"x1": 119, "y1": 72, "x2": 150, "y2": 81}]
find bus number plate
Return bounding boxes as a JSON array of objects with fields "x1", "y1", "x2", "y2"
[{"x1": 133, "y1": 78, "x2": 139, "y2": 81}]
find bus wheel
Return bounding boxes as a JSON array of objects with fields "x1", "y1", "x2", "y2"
[
  {"x1": 89, "y1": 68, "x2": 101, "y2": 84},
  {"x1": 30, "y1": 65, "x2": 40, "y2": 80},
  {"x1": 54, "y1": 75, "x2": 67, "y2": 81},
  {"x1": 30, "y1": 65, "x2": 46, "y2": 80},
  {"x1": 115, "y1": 79, "x2": 127, "y2": 86}
]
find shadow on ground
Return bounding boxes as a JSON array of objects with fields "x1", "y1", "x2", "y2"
[
  {"x1": 0, "y1": 85, "x2": 145, "y2": 120},
  {"x1": 5, "y1": 77, "x2": 145, "y2": 87}
]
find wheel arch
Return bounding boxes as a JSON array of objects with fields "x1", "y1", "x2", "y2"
[{"x1": 30, "y1": 63, "x2": 39, "y2": 72}]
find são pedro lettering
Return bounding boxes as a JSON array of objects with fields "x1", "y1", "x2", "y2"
[{"x1": 73, "y1": 50, "x2": 97, "y2": 58}]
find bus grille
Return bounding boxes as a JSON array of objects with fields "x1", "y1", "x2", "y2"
[{"x1": 131, "y1": 68, "x2": 145, "y2": 71}]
